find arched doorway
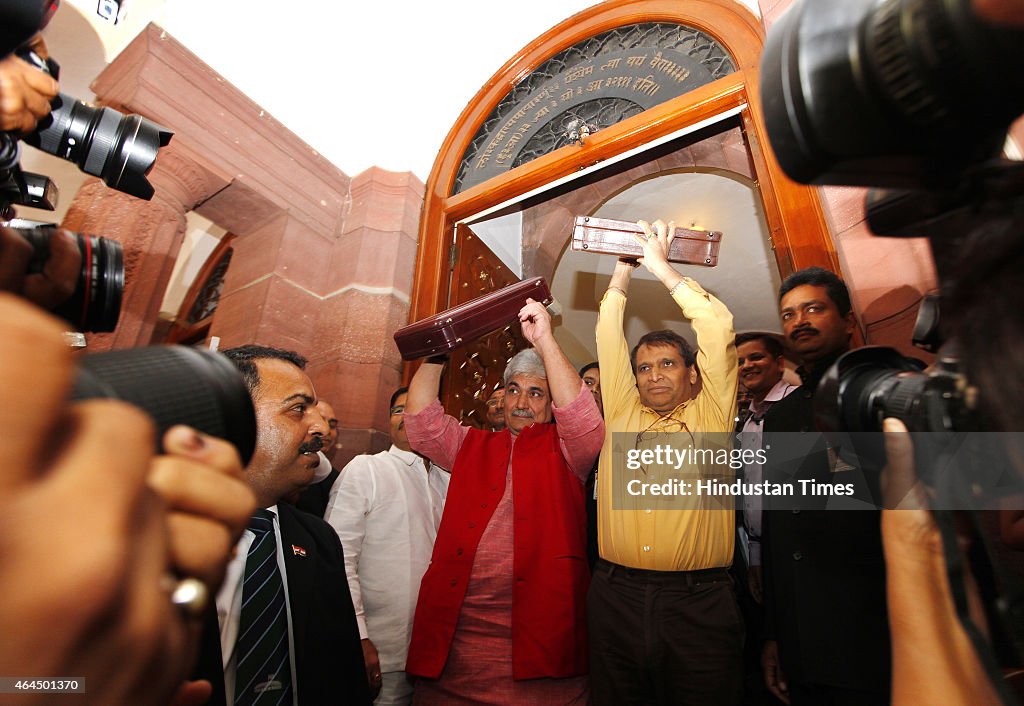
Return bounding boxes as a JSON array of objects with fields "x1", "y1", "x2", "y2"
[{"x1": 410, "y1": 0, "x2": 837, "y2": 417}]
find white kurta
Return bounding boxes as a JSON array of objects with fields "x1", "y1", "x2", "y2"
[{"x1": 325, "y1": 445, "x2": 449, "y2": 672}]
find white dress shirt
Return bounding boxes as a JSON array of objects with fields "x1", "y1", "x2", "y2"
[
  {"x1": 325, "y1": 445, "x2": 449, "y2": 673},
  {"x1": 737, "y1": 379, "x2": 797, "y2": 567},
  {"x1": 216, "y1": 504, "x2": 299, "y2": 706}
]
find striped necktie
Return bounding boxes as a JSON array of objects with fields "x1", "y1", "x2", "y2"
[{"x1": 234, "y1": 509, "x2": 293, "y2": 705}]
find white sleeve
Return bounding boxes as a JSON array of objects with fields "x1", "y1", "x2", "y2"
[{"x1": 324, "y1": 456, "x2": 376, "y2": 640}]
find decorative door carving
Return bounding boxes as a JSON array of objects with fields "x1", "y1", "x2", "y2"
[{"x1": 442, "y1": 224, "x2": 525, "y2": 427}]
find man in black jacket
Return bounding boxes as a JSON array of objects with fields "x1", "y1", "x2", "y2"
[
  {"x1": 195, "y1": 345, "x2": 371, "y2": 706},
  {"x1": 760, "y1": 268, "x2": 891, "y2": 706}
]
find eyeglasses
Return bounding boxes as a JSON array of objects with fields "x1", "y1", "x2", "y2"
[
  {"x1": 485, "y1": 398, "x2": 502, "y2": 408},
  {"x1": 633, "y1": 412, "x2": 693, "y2": 475}
]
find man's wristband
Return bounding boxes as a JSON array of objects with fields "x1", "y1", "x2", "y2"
[
  {"x1": 607, "y1": 285, "x2": 627, "y2": 297},
  {"x1": 667, "y1": 279, "x2": 687, "y2": 297}
]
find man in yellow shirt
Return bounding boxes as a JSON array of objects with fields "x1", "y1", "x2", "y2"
[{"x1": 589, "y1": 220, "x2": 741, "y2": 706}]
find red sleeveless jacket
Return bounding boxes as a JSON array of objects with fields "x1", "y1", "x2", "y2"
[{"x1": 405, "y1": 422, "x2": 589, "y2": 680}]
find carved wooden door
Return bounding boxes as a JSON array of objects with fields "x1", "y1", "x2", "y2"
[{"x1": 441, "y1": 224, "x2": 526, "y2": 427}]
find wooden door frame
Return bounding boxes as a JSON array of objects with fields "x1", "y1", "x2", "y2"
[
  {"x1": 411, "y1": 0, "x2": 837, "y2": 325},
  {"x1": 162, "y1": 233, "x2": 236, "y2": 345}
]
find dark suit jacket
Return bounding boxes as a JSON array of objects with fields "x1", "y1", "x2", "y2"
[
  {"x1": 761, "y1": 379, "x2": 891, "y2": 694},
  {"x1": 195, "y1": 502, "x2": 371, "y2": 705},
  {"x1": 295, "y1": 467, "x2": 340, "y2": 518}
]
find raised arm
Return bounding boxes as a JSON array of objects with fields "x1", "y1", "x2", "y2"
[
  {"x1": 403, "y1": 360, "x2": 468, "y2": 470},
  {"x1": 406, "y1": 361, "x2": 444, "y2": 416},
  {"x1": 519, "y1": 297, "x2": 579, "y2": 408},
  {"x1": 596, "y1": 259, "x2": 641, "y2": 420},
  {"x1": 637, "y1": 219, "x2": 737, "y2": 426}
]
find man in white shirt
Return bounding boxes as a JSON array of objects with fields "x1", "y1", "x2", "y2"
[{"x1": 327, "y1": 386, "x2": 450, "y2": 705}]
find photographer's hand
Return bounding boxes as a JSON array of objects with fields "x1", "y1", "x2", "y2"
[
  {"x1": 0, "y1": 294, "x2": 255, "y2": 705},
  {"x1": 0, "y1": 226, "x2": 80, "y2": 311},
  {"x1": 150, "y1": 425, "x2": 255, "y2": 591},
  {"x1": 0, "y1": 34, "x2": 58, "y2": 133},
  {"x1": 881, "y1": 418, "x2": 1000, "y2": 706}
]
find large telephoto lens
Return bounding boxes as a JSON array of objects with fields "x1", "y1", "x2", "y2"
[
  {"x1": 71, "y1": 346, "x2": 258, "y2": 466},
  {"x1": 24, "y1": 93, "x2": 173, "y2": 201},
  {"x1": 815, "y1": 347, "x2": 932, "y2": 433},
  {"x1": 760, "y1": 0, "x2": 1024, "y2": 188},
  {"x1": 19, "y1": 224, "x2": 123, "y2": 333}
]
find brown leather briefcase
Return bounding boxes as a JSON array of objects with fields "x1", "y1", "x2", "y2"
[
  {"x1": 570, "y1": 216, "x2": 722, "y2": 266},
  {"x1": 393, "y1": 277, "x2": 552, "y2": 360}
]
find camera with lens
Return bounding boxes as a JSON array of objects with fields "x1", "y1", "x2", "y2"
[
  {"x1": 0, "y1": 1, "x2": 256, "y2": 461},
  {"x1": 0, "y1": 218, "x2": 124, "y2": 332},
  {"x1": 760, "y1": 0, "x2": 1024, "y2": 437},
  {"x1": 1, "y1": 27, "x2": 173, "y2": 332},
  {"x1": 2, "y1": 42, "x2": 173, "y2": 203}
]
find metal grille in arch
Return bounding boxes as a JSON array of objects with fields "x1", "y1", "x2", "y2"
[{"x1": 454, "y1": 22, "x2": 736, "y2": 193}]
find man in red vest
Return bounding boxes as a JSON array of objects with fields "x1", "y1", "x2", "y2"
[{"x1": 403, "y1": 297, "x2": 604, "y2": 704}]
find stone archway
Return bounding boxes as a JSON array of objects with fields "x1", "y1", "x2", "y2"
[{"x1": 65, "y1": 24, "x2": 425, "y2": 466}]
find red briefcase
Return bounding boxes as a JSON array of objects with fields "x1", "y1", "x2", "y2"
[
  {"x1": 570, "y1": 216, "x2": 723, "y2": 266},
  {"x1": 393, "y1": 277, "x2": 552, "y2": 360}
]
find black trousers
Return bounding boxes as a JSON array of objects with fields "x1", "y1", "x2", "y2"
[{"x1": 588, "y1": 559, "x2": 744, "y2": 706}]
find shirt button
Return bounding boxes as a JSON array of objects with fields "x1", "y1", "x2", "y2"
[
  {"x1": 456, "y1": 548, "x2": 463, "y2": 556},
  {"x1": 645, "y1": 508, "x2": 652, "y2": 514},
  {"x1": 469, "y1": 522, "x2": 476, "y2": 529},
  {"x1": 792, "y1": 508, "x2": 801, "y2": 514},
  {"x1": 643, "y1": 545, "x2": 651, "y2": 552},
  {"x1": 793, "y1": 551, "x2": 803, "y2": 561},
  {"x1": 450, "y1": 579, "x2": 457, "y2": 587}
]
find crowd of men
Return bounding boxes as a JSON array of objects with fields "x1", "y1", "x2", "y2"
[
  {"x1": 192, "y1": 220, "x2": 894, "y2": 706},
  {"x1": 5, "y1": 1, "x2": 1023, "y2": 703}
]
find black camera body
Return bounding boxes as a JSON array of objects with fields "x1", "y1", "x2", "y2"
[
  {"x1": 2, "y1": 46, "x2": 173, "y2": 204},
  {"x1": 1, "y1": 43, "x2": 173, "y2": 333},
  {"x1": 760, "y1": 0, "x2": 1024, "y2": 437},
  {"x1": 0, "y1": 0, "x2": 57, "y2": 60},
  {"x1": 0, "y1": 2, "x2": 257, "y2": 465}
]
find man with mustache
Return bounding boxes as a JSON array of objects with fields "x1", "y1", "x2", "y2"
[
  {"x1": 402, "y1": 298, "x2": 603, "y2": 703},
  {"x1": 326, "y1": 386, "x2": 449, "y2": 705},
  {"x1": 591, "y1": 220, "x2": 741, "y2": 706},
  {"x1": 759, "y1": 268, "x2": 890, "y2": 706},
  {"x1": 195, "y1": 345, "x2": 371, "y2": 706}
]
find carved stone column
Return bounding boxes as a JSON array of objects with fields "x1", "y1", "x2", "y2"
[
  {"x1": 63, "y1": 145, "x2": 225, "y2": 350},
  {"x1": 63, "y1": 25, "x2": 425, "y2": 465}
]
